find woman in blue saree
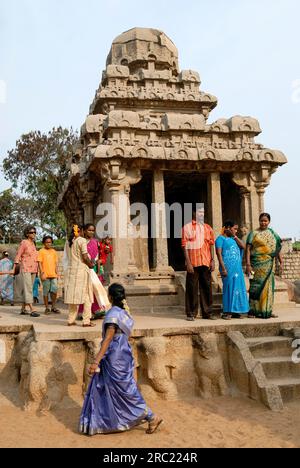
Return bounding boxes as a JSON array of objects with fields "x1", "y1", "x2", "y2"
[
  {"x1": 215, "y1": 221, "x2": 249, "y2": 320},
  {"x1": 79, "y1": 283, "x2": 163, "y2": 435}
]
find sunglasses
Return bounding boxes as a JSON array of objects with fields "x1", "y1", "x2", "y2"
[{"x1": 29, "y1": 231, "x2": 36, "y2": 234}]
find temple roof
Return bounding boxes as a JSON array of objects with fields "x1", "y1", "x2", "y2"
[{"x1": 106, "y1": 27, "x2": 179, "y2": 74}]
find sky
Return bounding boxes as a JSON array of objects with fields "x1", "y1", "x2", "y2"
[{"x1": 0, "y1": 0, "x2": 299, "y2": 238}]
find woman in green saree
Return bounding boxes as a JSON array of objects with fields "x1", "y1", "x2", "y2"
[{"x1": 246, "y1": 213, "x2": 283, "y2": 319}]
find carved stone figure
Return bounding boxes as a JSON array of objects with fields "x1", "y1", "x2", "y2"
[
  {"x1": 17, "y1": 338, "x2": 77, "y2": 412},
  {"x1": 193, "y1": 333, "x2": 228, "y2": 399},
  {"x1": 83, "y1": 339, "x2": 100, "y2": 394},
  {"x1": 138, "y1": 337, "x2": 178, "y2": 400}
]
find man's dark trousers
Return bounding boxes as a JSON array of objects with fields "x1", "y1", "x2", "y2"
[{"x1": 185, "y1": 266, "x2": 213, "y2": 319}]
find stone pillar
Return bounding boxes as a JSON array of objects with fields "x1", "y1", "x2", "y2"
[
  {"x1": 249, "y1": 188, "x2": 260, "y2": 230},
  {"x1": 255, "y1": 185, "x2": 265, "y2": 214},
  {"x1": 240, "y1": 187, "x2": 251, "y2": 235},
  {"x1": 83, "y1": 200, "x2": 94, "y2": 225},
  {"x1": 99, "y1": 161, "x2": 142, "y2": 280},
  {"x1": 250, "y1": 167, "x2": 272, "y2": 228},
  {"x1": 109, "y1": 185, "x2": 130, "y2": 276},
  {"x1": 232, "y1": 172, "x2": 261, "y2": 232},
  {"x1": 152, "y1": 170, "x2": 173, "y2": 273},
  {"x1": 207, "y1": 172, "x2": 223, "y2": 238}
]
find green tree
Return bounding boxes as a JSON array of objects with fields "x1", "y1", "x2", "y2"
[
  {"x1": 0, "y1": 189, "x2": 38, "y2": 243},
  {"x1": 3, "y1": 127, "x2": 78, "y2": 238}
]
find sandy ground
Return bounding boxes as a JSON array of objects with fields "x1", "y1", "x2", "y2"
[
  {"x1": 1, "y1": 389, "x2": 300, "y2": 449},
  {"x1": 1, "y1": 302, "x2": 300, "y2": 448}
]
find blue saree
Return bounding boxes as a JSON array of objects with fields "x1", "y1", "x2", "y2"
[
  {"x1": 79, "y1": 306, "x2": 153, "y2": 435},
  {"x1": 215, "y1": 236, "x2": 249, "y2": 314}
]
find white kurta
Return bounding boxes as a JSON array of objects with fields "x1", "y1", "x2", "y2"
[{"x1": 64, "y1": 237, "x2": 93, "y2": 305}]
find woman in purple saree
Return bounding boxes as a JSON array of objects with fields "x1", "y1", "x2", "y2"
[{"x1": 79, "y1": 283, "x2": 163, "y2": 435}]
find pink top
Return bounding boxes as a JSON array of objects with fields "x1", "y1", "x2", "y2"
[{"x1": 15, "y1": 240, "x2": 38, "y2": 273}]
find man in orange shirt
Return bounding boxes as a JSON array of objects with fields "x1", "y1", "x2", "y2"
[
  {"x1": 38, "y1": 236, "x2": 60, "y2": 315},
  {"x1": 182, "y1": 206, "x2": 217, "y2": 321}
]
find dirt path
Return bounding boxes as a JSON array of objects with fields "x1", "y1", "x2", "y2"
[{"x1": 1, "y1": 392, "x2": 300, "y2": 448}]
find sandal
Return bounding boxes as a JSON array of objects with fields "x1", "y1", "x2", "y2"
[
  {"x1": 51, "y1": 307, "x2": 61, "y2": 314},
  {"x1": 222, "y1": 314, "x2": 232, "y2": 320},
  {"x1": 82, "y1": 323, "x2": 97, "y2": 328},
  {"x1": 146, "y1": 417, "x2": 164, "y2": 435},
  {"x1": 68, "y1": 322, "x2": 77, "y2": 327},
  {"x1": 20, "y1": 307, "x2": 29, "y2": 315},
  {"x1": 30, "y1": 311, "x2": 40, "y2": 318}
]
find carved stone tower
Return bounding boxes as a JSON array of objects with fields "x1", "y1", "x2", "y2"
[{"x1": 59, "y1": 28, "x2": 287, "y2": 311}]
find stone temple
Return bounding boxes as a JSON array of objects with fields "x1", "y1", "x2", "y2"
[{"x1": 59, "y1": 27, "x2": 287, "y2": 311}]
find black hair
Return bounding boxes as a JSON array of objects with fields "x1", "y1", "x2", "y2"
[
  {"x1": 43, "y1": 235, "x2": 53, "y2": 244},
  {"x1": 68, "y1": 224, "x2": 83, "y2": 247},
  {"x1": 223, "y1": 220, "x2": 236, "y2": 228},
  {"x1": 192, "y1": 204, "x2": 205, "y2": 213},
  {"x1": 23, "y1": 225, "x2": 36, "y2": 238},
  {"x1": 108, "y1": 283, "x2": 126, "y2": 309},
  {"x1": 84, "y1": 223, "x2": 96, "y2": 230},
  {"x1": 259, "y1": 213, "x2": 271, "y2": 222}
]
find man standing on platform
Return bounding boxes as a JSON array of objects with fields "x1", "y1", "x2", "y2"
[{"x1": 182, "y1": 205, "x2": 217, "y2": 321}]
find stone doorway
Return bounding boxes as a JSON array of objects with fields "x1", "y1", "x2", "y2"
[{"x1": 164, "y1": 172, "x2": 208, "y2": 271}]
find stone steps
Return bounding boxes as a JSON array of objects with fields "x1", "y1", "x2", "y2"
[
  {"x1": 268, "y1": 377, "x2": 300, "y2": 403},
  {"x1": 258, "y1": 356, "x2": 300, "y2": 379},
  {"x1": 127, "y1": 275, "x2": 223, "y2": 313},
  {"x1": 245, "y1": 333, "x2": 300, "y2": 405},
  {"x1": 246, "y1": 336, "x2": 293, "y2": 358},
  {"x1": 128, "y1": 294, "x2": 180, "y2": 308}
]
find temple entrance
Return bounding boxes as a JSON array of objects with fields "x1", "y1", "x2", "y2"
[
  {"x1": 130, "y1": 171, "x2": 209, "y2": 272},
  {"x1": 130, "y1": 171, "x2": 242, "y2": 272},
  {"x1": 164, "y1": 172, "x2": 208, "y2": 271}
]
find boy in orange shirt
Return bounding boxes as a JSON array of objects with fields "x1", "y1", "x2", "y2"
[{"x1": 38, "y1": 236, "x2": 60, "y2": 315}]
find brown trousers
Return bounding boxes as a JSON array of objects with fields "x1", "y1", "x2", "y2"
[{"x1": 185, "y1": 266, "x2": 213, "y2": 318}]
